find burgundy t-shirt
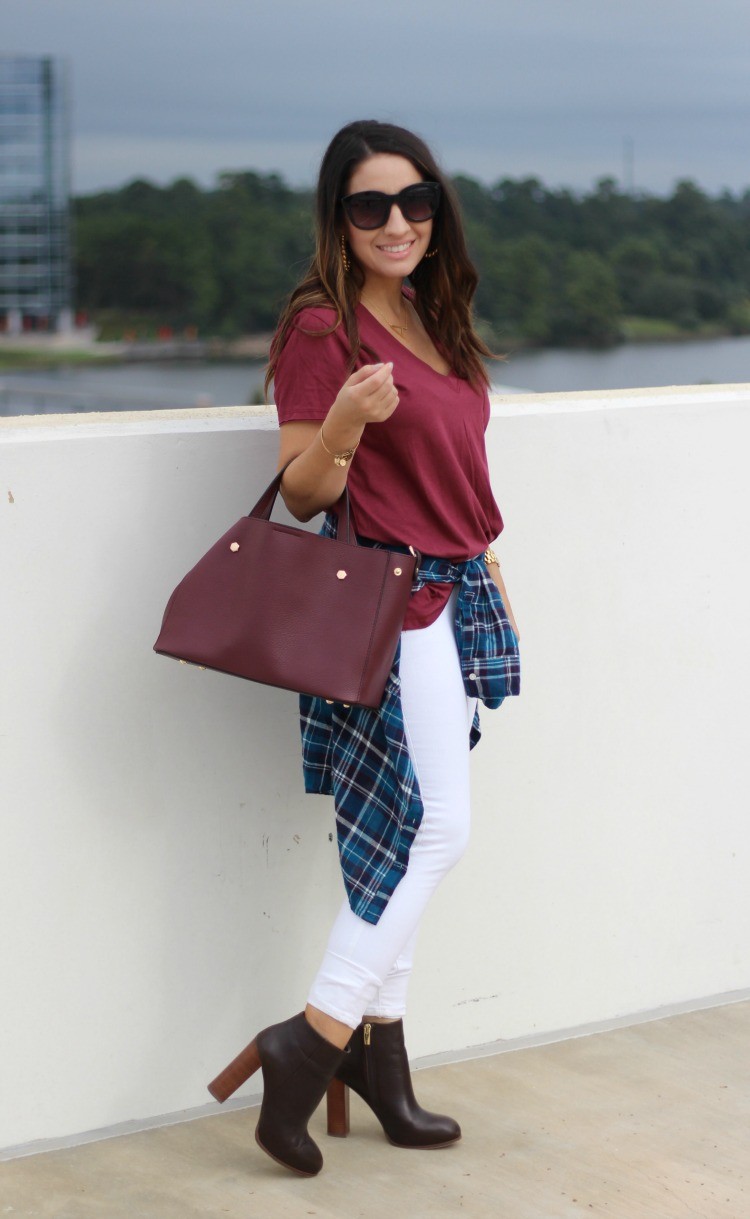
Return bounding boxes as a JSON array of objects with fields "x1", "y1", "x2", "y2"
[{"x1": 273, "y1": 303, "x2": 504, "y2": 628}]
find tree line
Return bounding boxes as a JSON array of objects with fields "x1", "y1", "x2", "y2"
[{"x1": 74, "y1": 171, "x2": 750, "y2": 347}]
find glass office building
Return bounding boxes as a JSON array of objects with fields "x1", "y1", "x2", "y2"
[{"x1": 0, "y1": 55, "x2": 72, "y2": 333}]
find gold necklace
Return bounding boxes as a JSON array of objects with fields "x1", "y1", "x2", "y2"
[{"x1": 361, "y1": 295, "x2": 410, "y2": 338}]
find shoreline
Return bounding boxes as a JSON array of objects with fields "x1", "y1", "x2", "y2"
[
  {"x1": 0, "y1": 333, "x2": 274, "y2": 370},
  {"x1": 0, "y1": 325, "x2": 746, "y2": 372}
]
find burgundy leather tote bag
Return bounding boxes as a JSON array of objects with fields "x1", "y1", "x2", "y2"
[{"x1": 153, "y1": 466, "x2": 418, "y2": 709}]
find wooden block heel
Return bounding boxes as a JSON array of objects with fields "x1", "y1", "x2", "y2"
[
  {"x1": 208, "y1": 1037, "x2": 261, "y2": 1103},
  {"x1": 326, "y1": 1077, "x2": 350, "y2": 1137}
]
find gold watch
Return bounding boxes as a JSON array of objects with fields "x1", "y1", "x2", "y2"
[{"x1": 484, "y1": 546, "x2": 499, "y2": 566}]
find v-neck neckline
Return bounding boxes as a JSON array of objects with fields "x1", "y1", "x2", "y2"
[{"x1": 357, "y1": 297, "x2": 455, "y2": 381}]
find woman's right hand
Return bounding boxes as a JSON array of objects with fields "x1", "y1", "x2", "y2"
[
  {"x1": 278, "y1": 362, "x2": 398, "y2": 523},
  {"x1": 327, "y1": 362, "x2": 399, "y2": 434}
]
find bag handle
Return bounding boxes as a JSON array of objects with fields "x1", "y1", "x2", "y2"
[{"x1": 249, "y1": 461, "x2": 357, "y2": 544}]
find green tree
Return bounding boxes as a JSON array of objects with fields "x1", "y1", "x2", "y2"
[
  {"x1": 72, "y1": 168, "x2": 750, "y2": 346},
  {"x1": 556, "y1": 251, "x2": 622, "y2": 344},
  {"x1": 76, "y1": 213, "x2": 218, "y2": 326},
  {"x1": 611, "y1": 236, "x2": 661, "y2": 311}
]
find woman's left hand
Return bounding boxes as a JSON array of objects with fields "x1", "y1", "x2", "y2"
[{"x1": 487, "y1": 561, "x2": 520, "y2": 641}]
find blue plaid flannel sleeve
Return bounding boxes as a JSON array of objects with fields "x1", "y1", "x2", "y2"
[{"x1": 298, "y1": 518, "x2": 520, "y2": 924}]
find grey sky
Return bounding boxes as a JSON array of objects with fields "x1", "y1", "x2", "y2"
[{"x1": 7, "y1": 0, "x2": 750, "y2": 196}]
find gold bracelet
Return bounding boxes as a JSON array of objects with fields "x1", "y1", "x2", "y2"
[
  {"x1": 484, "y1": 546, "x2": 499, "y2": 566},
  {"x1": 319, "y1": 424, "x2": 359, "y2": 467}
]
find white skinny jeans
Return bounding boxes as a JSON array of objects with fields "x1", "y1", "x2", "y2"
[{"x1": 307, "y1": 589, "x2": 477, "y2": 1028}]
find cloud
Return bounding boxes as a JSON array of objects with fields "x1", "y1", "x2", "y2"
[
  {"x1": 7, "y1": 0, "x2": 750, "y2": 193},
  {"x1": 72, "y1": 134, "x2": 323, "y2": 192}
]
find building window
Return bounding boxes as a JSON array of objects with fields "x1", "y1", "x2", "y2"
[{"x1": 0, "y1": 54, "x2": 72, "y2": 328}]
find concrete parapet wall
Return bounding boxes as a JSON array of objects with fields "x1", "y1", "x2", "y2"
[{"x1": 1, "y1": 385, "x2": 749, "y2": 1153}]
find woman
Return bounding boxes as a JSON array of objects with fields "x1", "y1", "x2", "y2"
[{"x1": 207, "y1": 120, "x2": 520, "y2": 1176}]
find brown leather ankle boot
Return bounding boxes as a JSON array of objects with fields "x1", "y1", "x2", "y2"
[
  {"x1": 208, "y1": 1011, "x2": 346, "y2": 1176},
  {"x1": 326, "y1": 1019, "x2": 461, "y2": 1149}
]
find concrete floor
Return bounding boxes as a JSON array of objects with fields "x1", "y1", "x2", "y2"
[{"x1": 3, "y1": 1002, "x2": 748, "y2": 1219}]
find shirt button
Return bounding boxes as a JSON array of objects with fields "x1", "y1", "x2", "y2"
[{"x1": 469, "y1": 672, "x2": 477, "y2": 680}]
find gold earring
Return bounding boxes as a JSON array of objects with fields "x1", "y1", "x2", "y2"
[
  {"x1": 340, "y1": 233, "x2": 350, "y2": 272},
  {"x1": 423, "y1": 246, "x2": 438, "y2": 260}
]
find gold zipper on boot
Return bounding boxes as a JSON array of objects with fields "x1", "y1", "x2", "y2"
[{"x1": 363, "y1": 1022, "x2": 372, "y2": 1046}]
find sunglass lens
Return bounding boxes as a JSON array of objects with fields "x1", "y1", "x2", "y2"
[
  {"x1": 347, "y1": 196, "x2": 387, "y2": 229},
  {"x1": 401, "y1": 187, "x2": 438, "y2": 222}
]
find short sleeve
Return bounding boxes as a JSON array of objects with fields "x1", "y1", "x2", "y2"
[{"x1": 273, "y1": 308, "x2": 353, "y2": 424}]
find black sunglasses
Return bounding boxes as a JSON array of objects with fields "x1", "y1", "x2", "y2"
[{"x1": 340, "y1": 182, "x2": 441, "y2": 230}]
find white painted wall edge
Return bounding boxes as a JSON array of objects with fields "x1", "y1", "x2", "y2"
[
  {"x1": 490, "y1": 381, "x2": 750, "y2": 414},
  {"x1": 2, "y1": 988, "x2": 747, "y2": 1165},
  {"x1": 2, "y1": 380, "x2": 750, "y2": 439}
]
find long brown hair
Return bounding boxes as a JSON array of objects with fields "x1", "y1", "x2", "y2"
[{"x1": 265, "y1": 119, "x2": 492, "y2": 394}]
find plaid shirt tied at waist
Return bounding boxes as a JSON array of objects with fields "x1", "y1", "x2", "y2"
[{"x1": 299, "y1": 516, "x2": 521, "y2": 926}]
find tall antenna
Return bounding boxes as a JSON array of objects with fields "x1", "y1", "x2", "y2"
[{"x1": 623, "y1": 137, "x2": 635, "y2": 195}]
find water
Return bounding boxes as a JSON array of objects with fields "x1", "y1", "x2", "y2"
[
  {"x1": 497, "y1": 334, "x2": 750, "y2": 394},
  {"x1": 0, "y1": 360, "x2": 269, "y2": 416},
  {"x1": 1, "y1": 334, "x2": 749, "y2": 417}
]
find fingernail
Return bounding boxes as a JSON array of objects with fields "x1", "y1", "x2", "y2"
[
  {"x1": 387, "y1": 361, "x2": 394, "y2": 369},
  {"x1": 373, "y1": 362, "x2": 384, "y2": 369}
]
